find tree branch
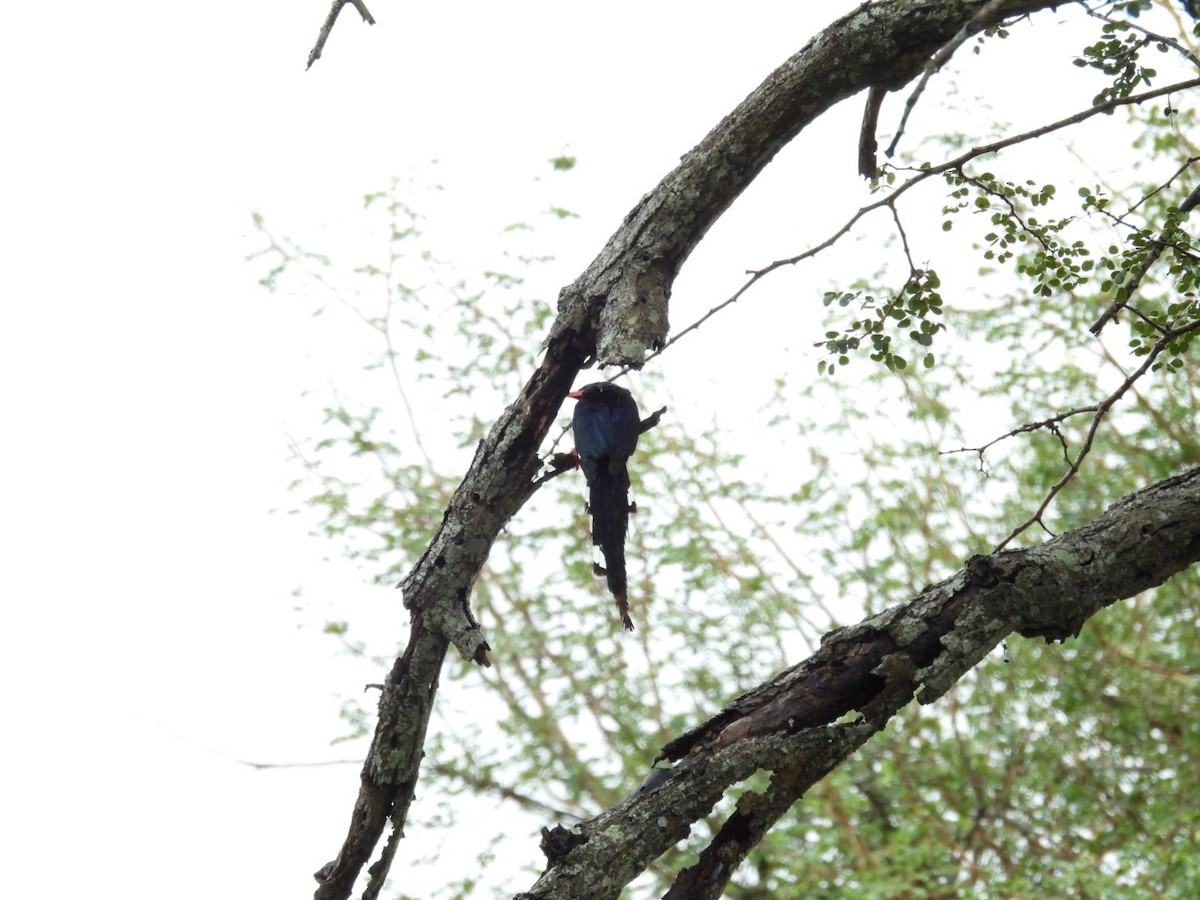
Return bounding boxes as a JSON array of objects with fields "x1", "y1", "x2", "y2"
[
  {"x1": 549, "y1": 0, "x2": 1064, "y2": 368},
  {"x1": 314, "y1": 2, "x2": 1075, "y2": 896},
  {"x1": 886, "y1": 0, "x2": 1028, "y2": 158},
  {"x1": 314, "y1": 620, "x2": 447, "y2": 899},
  {"x1": 307, "y1": 0, "x2": 376, "y2": 70},
  {"x1": 519, "y1": 466, "x2": 1200, "y2": 899}
]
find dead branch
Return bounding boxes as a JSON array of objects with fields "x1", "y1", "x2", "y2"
[{"x1": 307, "y1": 0, "x2": 376, "y2": 70}]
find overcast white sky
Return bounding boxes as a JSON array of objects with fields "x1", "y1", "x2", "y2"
[{"x1": 1, "y1": 1, "x2": 1167, "y2": 897}]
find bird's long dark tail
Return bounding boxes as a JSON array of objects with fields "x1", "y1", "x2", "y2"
[{"x1": 590, "y1": 463, "x2": 634, "y2": 630}]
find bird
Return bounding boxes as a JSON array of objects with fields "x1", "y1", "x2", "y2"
[{"x1": 568, "y1": 382, "x2": 641, "y2": 630}]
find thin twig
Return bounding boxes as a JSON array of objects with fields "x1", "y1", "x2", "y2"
[
  {"x1": 1114, "y1": 154, "x2": 1200, "y2": 223},
  {"x1": 886, "y1": 0, "x2": 1027, "y2": 158},
  {"x1": 533, "y1": 406, "x2": 667, "y2": 489},
  {"x1": 239, "y1": 757, "x2": 360, "y2": 769},
  {"x1": 994, "y1": 317, "x2": 1200, "y2": 550},
  {"x1": 942, "y1": 404, "x2": 1097, "y2": 466}
]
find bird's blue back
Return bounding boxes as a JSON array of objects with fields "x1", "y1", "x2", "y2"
[{"x1": 572, "y1": 387, "x2": 640, "y2": 482}]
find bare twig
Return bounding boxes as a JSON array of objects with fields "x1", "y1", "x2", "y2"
[
  {"x1": 1111, "y1": 154, "x2": 1200, "y2": 223},
  {"x1": 533, "y1": 405, "x2": 667, "y2": 490},
  {"x1": 239, "y1": 757, "x2": 360, "y2": 769},
  {"x1": 307, "y1": 0, "x2": 377, "y2": 70},
  {"x1": 887, "y1": 0, "x2": 1027, "y2": 158},
  {"x1": 891, "y1": 202, "x2": 918, "y2": 271},
  {"x1": 942, "y1": 404, "x2": 1096, "y2": 467}
]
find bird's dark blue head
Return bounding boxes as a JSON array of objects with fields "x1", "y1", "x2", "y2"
[{"x1": 568, "y1": 383, "x2": 640, "y2": 482}]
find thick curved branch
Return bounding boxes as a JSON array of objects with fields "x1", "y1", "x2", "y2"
[
  {"x1": 313, "y1": 621, "x2": 448, "y2": 900},
  {"x1": 518, "y1": 466, "x2": 1200, "y2": 899}
]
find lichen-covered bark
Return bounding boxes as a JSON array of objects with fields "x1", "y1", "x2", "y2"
[
  {"x1": 517, "y1": 467, "x2": 1200, "y2": 900},
  {"x1": 314, "y1": 340, "x2": 585, "y2": 899}
]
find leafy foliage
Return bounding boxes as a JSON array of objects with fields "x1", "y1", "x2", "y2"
[
  {"x1": 816, "y1": 267, "x2": 945, "y2": 375},
  {"x1": 1074, "y1": 18, "x2": 1161, "y2": 106}
]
